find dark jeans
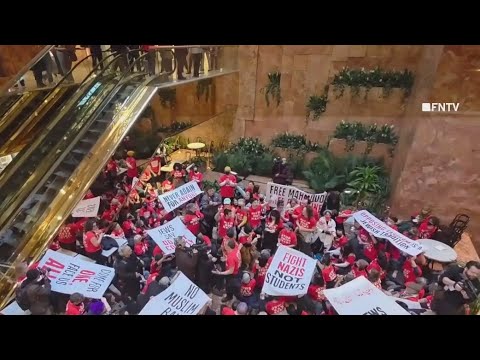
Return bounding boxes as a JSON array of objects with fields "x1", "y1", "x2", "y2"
[
  {"x1": 92, "y1": 51, "x2": 104, "y2": 69},
  {"x1": 59, "y1": 242, "x2": 77, "y2": 252},
  {"x1": 192, "y1": 53, "x2": 202, "y2": 77},
  {"x1": 85, "y1": 249, "x2": 106, "y2": 265},
  {"x1": 225, "y1": 273, "x2": 241, "y2": 298},
  {"x1": 175, "y1": 54, "x2": 187, "y2": 79},
  {"x1": 146, "y1": 52, "x2": 156, "y2": 75}
]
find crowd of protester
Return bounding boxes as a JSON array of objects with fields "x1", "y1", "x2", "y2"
[{"x1": 11, "y1": 137, "x2": 480, "y2": 315}]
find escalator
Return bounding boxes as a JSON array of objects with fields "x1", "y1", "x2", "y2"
[{"x1": 0, "y1": 94, "x2": 23, "y2": 119}]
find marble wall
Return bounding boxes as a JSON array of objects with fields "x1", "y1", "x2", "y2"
[{"x1": 235, "y1": 45, "x2": 423, "y2": 144}]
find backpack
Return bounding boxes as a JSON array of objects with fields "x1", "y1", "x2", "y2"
[
  {"x1": 15, "y1": 286, "x2": 31, "y2": 311},
  {"x1": 101, "y1": 235, "x2": 119, "y2": 251}
]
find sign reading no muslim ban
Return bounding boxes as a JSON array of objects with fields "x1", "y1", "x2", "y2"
[
  {"x1": 37, "y1": 250, "x2": 115, "y2": 299},
  {"x1": 262, "y1": 245, "x2": 316, "y2": 296},
  {"x1": 158, "y1": 181, "x2": 203, "y2": 213},
  {"x1": 139, "y1": 272, "x2": 210, "y2": 315},
  {"x1": 146, "y1": 217, "x2": 196, "y2": 255},
  {"x1": 353, "y1": 210, "x2": 423, "y2": 257},
  {"x1": 323, "y1": 276, "x2": 410, "y2": 315},
  {"x1": 265, "y1": 182, "x2": 327, "y2": 213},
  {"x1": 71, "y1": 196, "x2": 101, "y2": 218}
]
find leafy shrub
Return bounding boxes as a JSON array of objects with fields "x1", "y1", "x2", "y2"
[{"x1": 271, "y1": 132, "x2": 322, "y2": 152}]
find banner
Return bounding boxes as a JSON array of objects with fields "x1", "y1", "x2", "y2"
[
  {"x1": 158, "y1": 181, "x2": 203, "y2": 213},
  {"x1": 139, "y1": 272, "x2": 210, "y2": 315},
  {"x1": 146, "y1": 217, "x2": 196, "y2": 255},
  {"x1": 37, "y1": 250, "x2": 115, "y2": 299},
  {"x1": 265, "y1": 182, "x2": 327, "y2": 213},
  {"x1": 71, "y1": 196, "x2": 101, "y2": 218},
  {"x1": 262, "y1": 245, "x2": 316, "y2": 296},
  {"x1": 132, "y1": 177, "x2": 140, "y2": 189},
  {"x1": 323, "y1": 276, "x2": 410, "y2": 315},
  {"x1": 353, "y1": 210, "x2": 423, "y2": 256}
]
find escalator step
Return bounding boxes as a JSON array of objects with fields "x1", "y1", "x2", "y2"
[
  {"x1": 72, "y1": 148, "x2": 88, "y2": 155},
  {"x1": 96, "y1": 118, "x2": 111, "y2": 124},
  {"x1": 88, "y1": 128, "x2": 102, "y2": 134},
  {"x1": 54, "y1": 171, "x2": 69, "y2": 178},
  {"x1": 80, "y1": 137, "x2": 96, "y2": 144}
]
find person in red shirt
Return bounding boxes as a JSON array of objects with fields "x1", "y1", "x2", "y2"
[
  {"x1": 84, "y1": 190, "x2": 95, "y2": 200},
  {"x1": 57, "y1": 217, "x2": 80, "y2": 252},
  {"x1": 128, "y1": 188, "x2": 141, "y2": 210},
  {"x1": 83, "y1": 220, "x2": 103, "y2": 264},
  {"x1": 212, "y1": 238, "x2": 240, "y2": 303},
  {"x1": 307, "y1": 274, "x2": 327, "y2": 315},
  {"x1": 110, "y1": 222, "x2": 125, "y2": 238},
  {"x1": 149, "y1": 152, "x2": 164, "y2": 190},
  {"x1": 296, "y1": 205, "x2": 318, "y2": 254},
  {"x1": 183, "y1": 203, "x2": 204, "y2": 236},
  {"x1": 161, "y1": 176, "x2": 174, "y2": 193},
  {"x1": 122, "y1": 214, "x2": 136, "y2": 238},
  {"x1": 367, "y1": 251, "x2": 389, "y2": 281},
  {"x1": 278, "y1": 224, "x2": 297, "y2": 248},
  {"x1": 282, "y1": 198, "x2": 299, "y2": 226},
  {"x1": 105, "y1": 157, "x2": 118, "y2": 186},
  {"x1": 189, "y1": 165, "x2": 204, "y2": 188},
  {"x1": 320, "y1": 253, "x2": 337, "y2": 288},
  {"x1": 254, "y1": 250, "x2": 272, "y2": 289},
  {"x1": 238, "y1": 225, "x2": 258, "y2": 270},
  {"x1": 145, "y1": 183, "x2": 158, "y2": 199},
  {"x1": 235, "y1": 198, "x2": 248, "y2": 230},
  {"x1": 368, "y1": 269, "x2": 383, "y2": 290},
  {"x1": 219, "y1": 166, "x2": 237, "y2": 201},
  {"x1": 238, "y1": 272, "x2": 257, "y2": 307},
  {"x1": 248, "y1": 199, "x2": 263, "y2": 230},
  {"x1": 221, "y1": 306, "x2": 237, "y2": 315},
  {"x1": 138, "y1": 202, "x2": 154, "y2": 224},
  {"x1": 125, "y1": 151, "x2": 138, "y2": 179},
  {"x1": 133, "y1": 234, "x2": 149, "y2": 260},
  {"x1": 171, "y1": 163, "x2": 186, "y2": 188},
  {"x1": 197, "y1": 233, "x2": 212, "y2": 247},
  {"x1": 403, "y1": 256, "x2": 423, "y2": 283},
  {"x1": 263, "y1": 209, "x2": 283, "y2": 253},
  {"x1": 418, "y1": 216, "x2": 440, "y2": 239},
  {"x1": 292, "y1": 199, "x2": 308, "y2": 223},
  {"x1": 265, "y1": 298, "x2": 286, "y2": 315},
  {"x1": 351, "y1": 259, "x2": 369, "y2": 279},
  {"x1": 217, "y1": 208, "x2": 235, "y2": 240},
  {"x1": 101, "y1": 204, "x2": 116, "y2": 222},
  {"x1": 65, "y1": 293, "x2": 85, "y2": 315}
]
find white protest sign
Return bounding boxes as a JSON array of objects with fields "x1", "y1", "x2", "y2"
[
  {"x1": 265, "y1": 182, "x2": 327, "y2": 213},
  {"x1": 323, "y1": 276, "x2": 410, "y2": 315},
  {"x1": 71, "y1": 196, "x2": 101, "y2": 218},
  {"x1": 353, "y1": 210, "x2": 423, "y2": 257},
  {"x1": 139, "y1": 272, "x2": 210, "y2": 315},
  {"x1": 146, "y1": 217, "x2": 196, "y2": 255},
  {"x1": 262, "y1": 245, "x2": 316, "y2": 296},
  {"x1": 37, "y1": 250, "x2": 115, "y2": 299},
  {"x1": 132, "y1": 177, "x2": 140, "y2": 189},
  {"x1": 158, "y1": 180, "x2": 203, "y2": 213}
]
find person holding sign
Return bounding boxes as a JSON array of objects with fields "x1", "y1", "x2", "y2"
[
  {"x1": 83, "y1": 220, "x2": 104, "y2": 264},
  {"x1": 295, "y1": 206, "x2": 318, "y2": 256},
  {"x1": 219, "y1": 166, "x2": 237, "y2": 202},
  {"x1": 212, "y1": 239, "x2": 241, "y2": 303}
]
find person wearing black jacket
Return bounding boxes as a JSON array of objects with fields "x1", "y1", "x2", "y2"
[
  {"x1": 175, "y1": 237, "x2": 199, "y2": 282},
  {"x1": 114, "y1": 245, "x2": 144, "y2": 300},
  {"x1": 16, "y1": 269, "x2": 54, "y2": 315},
  {"x1": 272, "y1": 158, "x2": 293, "y2": 185},
  {"x1": 174, "y1": 47, "x2": 188, "y2": 80},
  {"x1": 110, "y1": 45, "x2": 128, "y2": 72},
  {"x1": 89, "y1": 45, "x2": 104, "y2": 69}
]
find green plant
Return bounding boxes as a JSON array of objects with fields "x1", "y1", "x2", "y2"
[
  {"x1": 213, "y1": 151, "x2": 229, "y2": 172},
  {"x1": 306, "y1": 86, "x2": 329, "y2": 121},
  {"x1": 157, "y1": 121, "x2": 192, "y2": 133},
  {"x1": 331, "y1": 67, "x2": 415, "y2": 99},
  {"x1": 346, "y1": 165, "x2": 383, "y2": 203},
  {"x1": 271, "y1": 132, "x2": 321, "y2": 152},
  {"x1": 157, "y1": 88, "x2": 176, "y2": 108},
  {"x1": 364, "y1": 124, "x2": 379, "y2": 154},
  {"x1": 203, "y1": 180, "x2": 220, "y2": 191},
  {"x1": 196, "y1": 78, "x2": 213, "y2": 102},
  {"x1": 261, "y1": 72, "x2": 281, "y2": 107},
  {"x1": 229, "y1": 137, "x2": 268, "y2": 156}
]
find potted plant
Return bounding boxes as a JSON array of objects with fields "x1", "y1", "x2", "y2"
[
  {"x1": 261, "y1": 72, "x2": 281, "y2": 107},
  {"x1": 306, "y1": 85, "x2": 329, "y2": 121}
]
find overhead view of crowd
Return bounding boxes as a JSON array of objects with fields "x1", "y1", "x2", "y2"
[{"x1": 10, "y1": 136, "x2": 480, "y2": 316}]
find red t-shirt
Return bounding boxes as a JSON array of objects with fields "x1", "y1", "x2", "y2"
[
  {"x1": 352, "y1": 266, "x2": 367, "y2": 279},
  {"x1": 134, "y1": 241, "x2": 148, "y2": 256},
  {"x1": 106, "y1": 159, "x2": 118, "y2": 173},
  {"x1": 418, "y1": 221, "x2": 437, "y2": 239},
  {"x1": 139, "y1": 206, "x2": 154, "y2": 219},
  {"x1": 255, "y1": 258, "x2": 273, "y2": 288},
  {"x1": 66, "y1": 301, "x2": 85, "y2": 315},
  {"x1": 235, "y1": 208, "x2": 248, "y2": 226},
  {"x1": 265, "y1": 299, "x2": 286, "y2": 315},
  {"x1": 333, "y1": 235, "x2": 348, "y2": 249},
  {"x1": 153, "y1": 245, "x2": 164, "y2": 257},
  {"x1": 201, "y1": 235, "x2": 212, "y2": 246},
  {"x1": 346, "y1": 254, "x2": 356, "y2": 266},
  {"x1": 363, "y1": 241, "x2": 378, "y2": 262},
  {"x1": 58, "y1": 223, "x2": 79, "y2": 244},
  {"x1": 83, "y1": 231, "x2": 100, "y2": 253},
  {"x1": 403, "y1": 260, "x2": 422, "y2": 283},
  {"x1": 189, "y1": 171, "x2": 203, "y2": 183},
  {"x1": 162, "y1": 180, "x2": 174, "y2": 192},
  {"x1": 248, "y1": 206, "x2": 262, "y2": 228},
  {"x1": 278, "y1": 228, "x2": 297, "y2": 247},
  {"x1": 171, "y1": 169, "x2": 186, "y2": 179},
  {"x1": 226, "y1": 249, "x2": 240, "y2": 275},
  {"x1": 367, "y1": 258, "x2": 386, "y2": 280},
  {"x1": 218, "y1": 215, "x2": 235, "y2": 239},
  {"x1": 238, "y1": 234, "x2": 252, "y2": 245},
  {"x1": 292, "y1": 206, "x2": 304, "y2": 220},
  {"x1": 322, "y1": 265, "x2": 337, "y2": 283},
  {"x1": 265, "y1": 219, "x2": 283, "y2": 233},
  {"x1": 184, "y1": 214, "x2": 201, "y2": 235},
  {"x1": 240, "y1": 279, "x2": 256, "y2": 297},
  {"x1": 219, "y1": 174, "x2": 237, "y2": 198},
  {"x1": 122, "y1": 220, "x2": 135, "y2": 234},
  {"x1": 308, "y1": 284, "x2": 326, "y2": 302},
  {"x1": 101, "y1": 208, "x2": 116, "y2": 222},
  {"x1": 126, "y1": 156, "x2": 138, "y2": 178},
  {"x1": 298, "y1": 215, "x2": 317, "y2": 230},
  {"x1": 150, "y1": 156, "x2": 162, "y2": 174},
  {"x1": 221, "y1": 307, "x2": 236, "y2": 315}
]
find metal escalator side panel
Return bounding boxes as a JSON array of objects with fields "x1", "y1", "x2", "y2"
[
  {"x1": 0, "y1": 92, "x2": 36, "y2": 133},
  {"x1": 0, "y1": 94, "x2": 23, "y2": 119},
  {"x1": 0, "y1": 86, "x2": 78, "y2": 157},
  {"x1": 0, "y1": 84, "x2": 157, "y2": 309}
]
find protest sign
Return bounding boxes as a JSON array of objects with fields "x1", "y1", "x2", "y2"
[
  {"x1": 37, "y1": 250, "x2": 115, "y2": 299},
  {"x1": 139, "y1": 272, "x2": 210, "y2": 315},
  {"x1": 323, "y1": 276, "x2": 410, "y2": 315},
  {"x1": 132, "y1": 177, "x2": 140, "y2": 189},
  {"x1": 353, "y1": 210, "x2": 423, "y2": 256},
  {"x1": 262, "y1": 245, "x2": 316, "y2": 296},
  {"x1": 265, "y1": 182, "x2": 327, "y2": 213},
  {"x1": 158, "y1": 181, "x2": 202, "y2": 213},
  {"x1": 146, "y1": 217, "x2": 196, "y2": 255},
  {"x1": 71, "y1": 196, "x2": 101, "y2": 218}
]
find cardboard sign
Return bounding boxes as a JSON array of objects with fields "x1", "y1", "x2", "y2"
[
  {"x1": 158, "y1": 181, "x2": 203, "y2": 213},
  {"x1": 139, "y1": 272, "x2": 210, "y2": 315},
  {"x1": 323, "y1": 276, "x2": 410, "y2": 315},
  {"x1": 265, "y1": 182, "x2": 327, "y2": 213},
  {"x1": 353, "y1": 210, "x2": 423, "y2": 256},
  {"x1": 262, "y1": 245, "x2": 316, "y2": 296},
  {"x1": 146, "y1": 217, "x2": 196, "y2": 255},
  {"x1": 71, "y1": 196, "x2": 101, "y2": 218},
  {"x1": 37, "y1": 250, "x2": 115, "y2": 299}
]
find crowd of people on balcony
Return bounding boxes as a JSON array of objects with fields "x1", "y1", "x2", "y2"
[{"x1": 11, "y1": 135, "x2": 480, "y2": 315}]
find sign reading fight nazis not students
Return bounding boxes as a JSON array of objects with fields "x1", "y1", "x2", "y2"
[
  {"x1": 262, "y1": 245, "x2": 316, "y2": 296},
  {"x1": 139, "y1": 272, "x2": 210, "y2": 315},
  {"x1": 37, "y1": 250, "x2": 115, "y2": 299},
  {"x1": 158, "y1": 181, "x2": 203, "y2": 213},
  {"x1": 265, "y1": 182, "x2": 327, "y2": 213}
]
